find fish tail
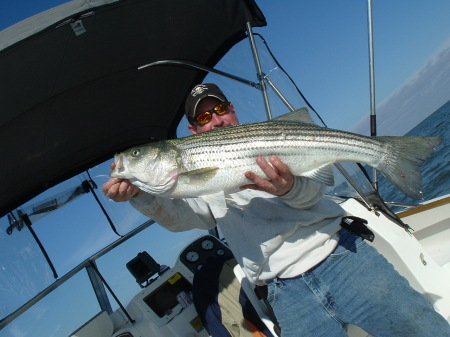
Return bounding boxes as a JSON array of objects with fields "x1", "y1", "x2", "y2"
[{"x1": 377, "y1": 136, "x2": 442, "y2": 199}]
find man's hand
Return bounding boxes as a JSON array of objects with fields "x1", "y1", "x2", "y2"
[
  {"x1": 240, "y1": 155, "x2": 295, "y2": 196},
  {"x1": 102, "y1": 163, "x2": 140, "y2": 202}
]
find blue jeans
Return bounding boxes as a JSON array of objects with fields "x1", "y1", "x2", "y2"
[{"x1": 266, "y1": 228, "x2": 450, "y2": 337}]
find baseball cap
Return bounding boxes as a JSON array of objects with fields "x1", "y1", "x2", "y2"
[{"x1": 185, "y1": 83, "x2": 228, "y2": 123}]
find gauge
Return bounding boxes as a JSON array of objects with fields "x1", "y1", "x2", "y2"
[
  {"x1": 216, "y1": 249, "x2": 225, "y2": 256},
  {"x1": 185, "y1": 250, "x2": 200, "y2": 262},
  {"x1": 201, "y1": 239, "x2": 214, "y2": 251}
]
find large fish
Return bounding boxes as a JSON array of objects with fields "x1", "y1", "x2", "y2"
[{"x1": 110, "y1": 109, "x2": 441, "y2": 205}]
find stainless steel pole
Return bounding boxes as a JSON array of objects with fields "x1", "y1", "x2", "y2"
[
  {"x1": 246, "y1": 22, "x2": 273, "y2": 120},
  {"x1": 367, "y1": 0, "x2": 378, "y2": 187}
]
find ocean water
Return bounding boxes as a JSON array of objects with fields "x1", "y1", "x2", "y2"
[{"x1": 377, "y1": 100, "x2": 450, "y2": 206}]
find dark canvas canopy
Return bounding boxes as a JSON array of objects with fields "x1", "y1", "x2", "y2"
[{"x1": 0, "y1": 0, "x2": 266, "y2": 217}]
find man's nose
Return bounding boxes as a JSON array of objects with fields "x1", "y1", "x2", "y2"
[{"x1": 210, "y1": 112, "x2": 224, "y2": 126}]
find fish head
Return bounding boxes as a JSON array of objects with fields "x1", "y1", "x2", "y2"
[{"x1": 110, "y1": 142, "x2": 180, "y2": 196}]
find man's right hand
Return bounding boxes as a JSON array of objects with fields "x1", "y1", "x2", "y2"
[{"x1": 102, "y1": 163, "x2": 140, "y2": 202}]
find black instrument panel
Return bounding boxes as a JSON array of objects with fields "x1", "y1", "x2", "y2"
[{"x1": 178, "y1": 235, "x2": 233, "y2": 274}]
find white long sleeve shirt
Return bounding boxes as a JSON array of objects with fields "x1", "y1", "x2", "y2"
[{"x1": 131, "y1": 177, "x2": 346, "y2": 285}]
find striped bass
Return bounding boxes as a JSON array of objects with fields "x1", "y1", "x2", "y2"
[{"x1": 110, "y1": 109, "x2": 441, "y2": 203}]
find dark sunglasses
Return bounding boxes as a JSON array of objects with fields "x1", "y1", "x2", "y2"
[{"x1": 194, "y1": 102, "x2": 231, "y2": 125}]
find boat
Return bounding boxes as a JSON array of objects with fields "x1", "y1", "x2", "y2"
[{"x1": 0, "y1": 1, "x2": 449, "y2": 336}]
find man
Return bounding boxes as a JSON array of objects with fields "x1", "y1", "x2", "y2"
[{"x1": 103, "y1": 83, "x2": 450, "y2": 336}]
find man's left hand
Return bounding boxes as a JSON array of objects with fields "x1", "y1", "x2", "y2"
[{"x1": 240, "y1": 155, "x2": 295, "y2": 196}]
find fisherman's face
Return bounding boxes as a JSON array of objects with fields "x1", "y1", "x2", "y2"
[{"x1": 188, "y1": 97, "x2": 239, "y2": 134}]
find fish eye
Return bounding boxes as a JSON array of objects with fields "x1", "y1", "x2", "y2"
[{"x1": 131, "y1": 149, "x2": 140, "y2": 157}]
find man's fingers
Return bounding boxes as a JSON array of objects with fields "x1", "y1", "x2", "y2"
[
  {"x1": 240, "y1": 156, "x2": 294, "y2": 196},
  {"x1": 256, "y1": 156, "x2": 278, "y2": 180},
  {"x1": 270, "y1": 155, "x2": 290, "y2": 176},
  {"x1": 257, "y1": 156, "x2": 287, "y2": 188},
  {"x1": 242, "y1": 171, "x2": 273, "y2": 192},
  {"x1": 102, "y1": 177, "x2": 139, "y2": 202}
]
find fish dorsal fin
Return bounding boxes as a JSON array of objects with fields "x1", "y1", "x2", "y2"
[
  {"x1": 302, "y1": 165, "x2": 335, "y2": 186},
  {"x1": 273, "y1": 108, "x2": 317, "y2": 125},
  {"x1": 179, "y1": 167, "x2": 219, "y2": 185}
]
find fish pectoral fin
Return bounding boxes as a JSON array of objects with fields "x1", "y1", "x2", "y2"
[
  {"x1": 179, "y1": 167, "x2": 219, "y2": 185},
  {"x1": 200, "y1": 191, "x2": 228, "y2": 210},
  {"x1": 302, "y1": 165, "x2": 335, "y2": 186}
]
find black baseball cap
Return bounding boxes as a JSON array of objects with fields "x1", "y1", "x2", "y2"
[{"x1": 185, "y1": 83, "x2": 228, "y2": 123}]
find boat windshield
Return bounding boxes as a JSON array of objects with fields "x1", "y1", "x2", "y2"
[{"x1": 0, "y1": 160, "x2": 206, "y2": 334}]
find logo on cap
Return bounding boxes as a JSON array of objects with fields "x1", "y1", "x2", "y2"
[{"x1": 190, "y1": 84, "x2": 208, "y2": 97}]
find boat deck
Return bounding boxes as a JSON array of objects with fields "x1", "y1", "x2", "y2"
[{"x1": 398, "y1": 195, "x2": 450, "y2": 272}]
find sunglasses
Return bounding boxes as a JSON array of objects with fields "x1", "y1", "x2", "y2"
[{"x1": 194, "y1": 102, "x2": 231, "y2": 125}]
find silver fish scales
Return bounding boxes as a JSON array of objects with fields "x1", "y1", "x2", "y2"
[{"x1": 111, "y1": 109, "x2": 441, "y2": 202}]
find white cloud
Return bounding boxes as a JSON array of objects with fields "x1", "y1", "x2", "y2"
[{"x1": 353, "y1": 39, "x2": 450, "y2": 136}]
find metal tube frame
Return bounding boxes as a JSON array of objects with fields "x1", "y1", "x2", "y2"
[
  {"x1": 367, "y1": 0, "x2": 378, "y2": 187},
  {"x1": 0, "y1": 219, "x2": 155, "y2": 329},
  {"x1": 246, "y1": 22, "x2": 273, "y2": 120}
]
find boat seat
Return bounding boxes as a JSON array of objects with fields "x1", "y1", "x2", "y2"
[
  {"x1": 192, "y1": 256, "x2": 275, "y2": 337},
  {"x1": 233, "y1": 264, "x2": 279, "y2": 337}
]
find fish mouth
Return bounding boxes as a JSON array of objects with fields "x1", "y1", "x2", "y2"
[{"x1": 110, "y1": 153, "x2": 129, "y2": 177}]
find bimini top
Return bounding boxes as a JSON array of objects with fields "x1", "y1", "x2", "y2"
[{"x1": 0, "y1": 0, "x2": 266, "y2": 217}]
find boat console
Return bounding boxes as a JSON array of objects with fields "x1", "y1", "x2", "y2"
[{"x1": 71, "y1": 235, "x2": 233, "y2": 337}]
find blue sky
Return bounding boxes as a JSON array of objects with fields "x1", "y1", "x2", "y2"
[
  {"x1": 255, "y1": 1, "x2": 450, "y2": 134},
  {"x1": 1, "y1": 1, "x2": 450, "y2": 336}
]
